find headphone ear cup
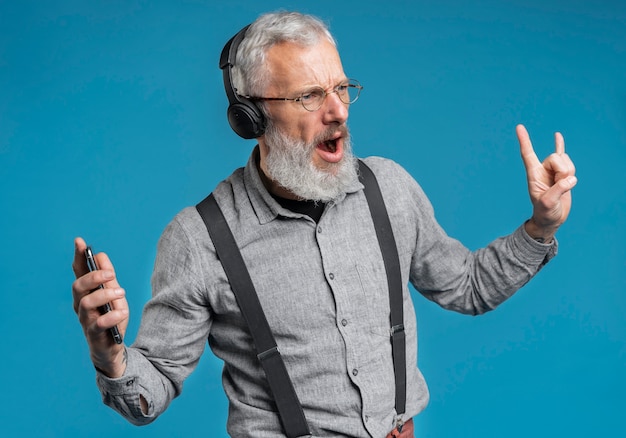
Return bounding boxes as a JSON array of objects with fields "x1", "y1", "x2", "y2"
[
  {"x1": 220, "y1": 24, "x2": 266, "y2": 139},
  {"x1": 227, "y1": 100, "x2": 266, "y2": 139}
]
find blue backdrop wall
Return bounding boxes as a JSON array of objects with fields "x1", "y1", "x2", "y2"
[{"x1": 1, "y1": 1, "x2": 624, "y2": 436}]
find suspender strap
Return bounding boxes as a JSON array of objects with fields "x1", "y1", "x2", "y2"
[
  {"x1": 196, "y1": 194, "x2": 311, "y2": 438},
  {"x1": 358, "y1": 160, "x2": 407, "y2": 415}
]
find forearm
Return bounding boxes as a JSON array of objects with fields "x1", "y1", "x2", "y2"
[
  {"x1": 92, "y1": 345, "x2": 128, "y2": 378},
  {"x1": 416, "y1": 224, "x2": 557, "y2": 315},
  {"x1": 470, "y1": 224, "x2": 556, "y2": 309},
  {"x1": 96, "y1": 347, "x2": 177, "y2": 425}
]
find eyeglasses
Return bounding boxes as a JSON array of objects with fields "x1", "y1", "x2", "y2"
[{"x1": 242, "y1": 79, "x2": 363, "y2": 112}]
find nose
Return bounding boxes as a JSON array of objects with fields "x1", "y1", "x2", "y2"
[{"x1": 322, "y1": 91, "x2": 349, "y2": 125}]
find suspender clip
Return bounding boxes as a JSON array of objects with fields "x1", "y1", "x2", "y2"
[
  {"x1": 395, "y1": 417, "x2": 405, "y2": 432},
  {"x1": 257, "y1": 346, "x2": 280, "y2": 362},
  {"x1": 391, "y1": 324, "x2": 405, "y2": 337}
]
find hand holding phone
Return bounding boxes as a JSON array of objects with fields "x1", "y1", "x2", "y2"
[{"x1": 85, "y1": 246, "x2": 124, "y2": 344}]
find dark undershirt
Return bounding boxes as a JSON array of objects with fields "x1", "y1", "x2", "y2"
[{"x1": 272, "y1": 195, "x2": 326, "y2": 223}]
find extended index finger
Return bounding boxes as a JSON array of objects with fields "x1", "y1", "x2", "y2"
[{"x1": 516, "y1": 124, "x2": 541, "y2": 170}]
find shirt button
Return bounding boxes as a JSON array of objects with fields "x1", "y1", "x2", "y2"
[
  {"x1": 329, "y1": 273, "x2": 335, "y2": 280},
  {"x1": 317, "y1": 226, "x2": 322, "y2": 233},
  {"x1": 352, "y1": 368, "x2": 358, "y2": 376},
  {"x1": 126, "y1": 379, "x2": 135, "y2": 386},
  {"x1": 341, "y1": 319, "x2": 348, "y2": 327}
]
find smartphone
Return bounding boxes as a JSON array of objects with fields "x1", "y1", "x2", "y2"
[{"x1": 85, "y1": 246, "x2": 123, "y2": 344}]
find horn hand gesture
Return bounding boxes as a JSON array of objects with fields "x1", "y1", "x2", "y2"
[{"x1": 517, "y1": 124, "x2": 577, "y2": 243}]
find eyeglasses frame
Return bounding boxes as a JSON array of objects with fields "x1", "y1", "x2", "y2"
[{"x1": 240, "y1": 79, "x2": 363, "y2": 112}]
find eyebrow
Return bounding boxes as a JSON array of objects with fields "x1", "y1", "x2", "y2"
[{"x1": 295, "y1": 78, "x2": 350, "y2": 94}]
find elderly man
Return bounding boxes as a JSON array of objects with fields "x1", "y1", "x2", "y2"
[{"x1": 72, "y1": 11, "x2": 576, "y2": 438}]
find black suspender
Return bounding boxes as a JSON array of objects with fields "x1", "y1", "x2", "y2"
[
  {"x1": 357, "y1": 160, "x2": 407, "y2": 416},
  {"x1": 197, "y1": 194, "x2": 310, "y2": 438},
  {"x1": 195, "y1": 160, "x2": 405, "y2": 437}
]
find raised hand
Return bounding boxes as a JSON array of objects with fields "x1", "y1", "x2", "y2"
[{"x1": 517, "y1": 124, "x2": 577, "y2": 242}]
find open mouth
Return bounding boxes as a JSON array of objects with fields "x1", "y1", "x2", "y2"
[
  {"x1": 318, "y1": 138, "x2": 338, "y2": 153},
  {"x1": 313, "y1": 127, "x2": 347, "y2": 164}
]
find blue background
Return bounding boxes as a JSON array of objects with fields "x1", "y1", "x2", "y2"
[{"x1": 1, "y1": 0, "x2": 624, "y2": 436}]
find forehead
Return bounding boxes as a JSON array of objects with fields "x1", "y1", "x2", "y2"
[{"x1": 264, "y1": 39, "x2": 346, "y2": 93}]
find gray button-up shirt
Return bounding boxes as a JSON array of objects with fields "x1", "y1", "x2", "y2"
[{"x1": 97, "y1": 149, "x2": 556, "y2": 437}]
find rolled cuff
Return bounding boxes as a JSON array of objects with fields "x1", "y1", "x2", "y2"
[
  {"x1": 514, "y1": 223, "x2": 558, "y2": 268},
  {"x1": 95, "y1": 348, "x2": 157, "y2": 425}
]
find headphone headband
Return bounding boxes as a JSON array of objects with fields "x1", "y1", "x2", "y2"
[{"x1": 219, "y1": 24, "x2": 266, "y2": 139}]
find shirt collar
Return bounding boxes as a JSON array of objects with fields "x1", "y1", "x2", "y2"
[{"x1": 243, "y1": 146, "x2": 363, "y2": 225}]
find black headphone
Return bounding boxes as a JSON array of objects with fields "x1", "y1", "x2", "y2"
[{"x1": 219, "y1": 24, "x2": 267, "y2": 139}]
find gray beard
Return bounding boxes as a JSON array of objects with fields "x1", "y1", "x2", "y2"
[{"x1": 263, "y1": 123, "x2": 359, "y2": 202}]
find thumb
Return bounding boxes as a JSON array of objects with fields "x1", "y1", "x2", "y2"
[
  {"x1": 73, "y1": 237, "x2": 88, "y2": 277},
  {"x1": 541, "y1": 175, "x2": 577, "y2": 207}
]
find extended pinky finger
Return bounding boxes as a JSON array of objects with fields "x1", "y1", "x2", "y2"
[{"x1": 554, "y1": 132, "x2": 565, "y2": 155}]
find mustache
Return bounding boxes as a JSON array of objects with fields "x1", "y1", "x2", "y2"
[
  {"x1": 315, "y1": 124, "x2": 349, "y2": 143},
  {"x1": 264, "y1": 121, "x2": 350, "y2": 151}
]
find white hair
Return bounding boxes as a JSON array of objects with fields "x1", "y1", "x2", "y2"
[{"x1": 231, "y1": 11, "x2": 336, "y2": 99}]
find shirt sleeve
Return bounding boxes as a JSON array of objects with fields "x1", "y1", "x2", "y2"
[
  {"x1": 95, "y1": 211, "x2": 214, "y2": 424},
  {"x1": 414, "y1": 221, "x2": 557, "y2": 314},
  {"x1": 95, "y1": 347, "x2": 169, "y2": 425},
  {"x1": 370, "y1": 157, "x2": 558, "y2": 315}
]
